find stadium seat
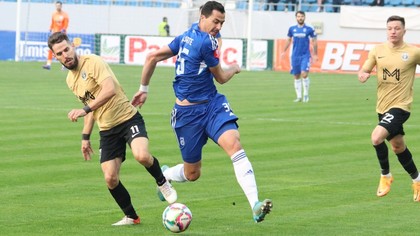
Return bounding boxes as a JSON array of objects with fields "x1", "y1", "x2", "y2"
[
  {"x1": 139, "y1": 0, "x2": 153, "y2": 7},
  {"x1": 387, "y1": 0, "x2": 402, "y2": 6},
  {"x1": 300, "y1": 4, "x2": 310, "y2": 11},
  {"x1": 415, "y1": 0, "x2": 420, "y2": 5},
  {"x1": 308, "y1": 4, "x2": 319, "y2": 11},
  {"x1": 153, "y1": 1, "x2": 163, "y2": 7},
  {"x1": 112, "y1": 0, "x2": 125, "y2": 5},
  {"x1": 360, "y1": 0, "x2": 371, "y2": 5},
  {"x1": 323, "y1": 2, "x2": 334, "y2": 12},
  {"x1": 236, "y1": 0, "x2": 248, "y2": 10},
  {"x1": 166, "y1": 2, "x2": 181, "y2": 8},
  {"x1": 275, "y1": 3, "x2": 286, "y2": 11},
  {"x1": 401, "y1": 0, "x2": 414, "y2": 5}
]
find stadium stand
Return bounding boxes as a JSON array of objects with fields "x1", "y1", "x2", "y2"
[
  {"x1": 0, "y1": 0, "x2": 417, "y2": 10},
  {"x1": 0, "y1": 0, "x2": 182, "y2": 7}
]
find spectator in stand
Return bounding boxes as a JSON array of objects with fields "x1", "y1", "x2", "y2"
[
  {"x1": 265, "y1": 0, "x2": 280, "y2": 11},
  {"x1": 332, "y1": 0, "x2": 342, "y2": 12},
  {"x1": 370, "y1": 0, "x2": 385, "y2": 6},
  {"x1": 284, "y1": 0, "x2": 296, "y2": 12},
  {"x1": 316, "y1": 0, "x2": 326, "y2": 12}
]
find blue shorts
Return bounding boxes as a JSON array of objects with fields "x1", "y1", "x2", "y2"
[
  {"x1": 170, "y1": 93, "x2": 239, "y2": 164},
  {"x1": 290, "y1": 55, "x2": 311, "y2": 75}
]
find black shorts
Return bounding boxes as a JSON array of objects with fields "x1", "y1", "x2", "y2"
[
  {"x1": 99, "y1": 112, "x2": 148, "y2": 163},
  {"x1": 377, "y1": 108, "x2": 410, "y2": 141}
]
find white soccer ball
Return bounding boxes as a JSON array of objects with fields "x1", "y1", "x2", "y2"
[{"x1": 162, "y1": 203, "x2": 192, "y2": 233}]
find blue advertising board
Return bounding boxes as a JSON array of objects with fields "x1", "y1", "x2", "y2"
[{"x1": 0, "y1": 31, "x2": 95, "y2": 61}]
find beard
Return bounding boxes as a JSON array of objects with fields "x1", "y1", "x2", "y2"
[{"x1": 64, "y1": 55, "x2": 79, "y2": 70}]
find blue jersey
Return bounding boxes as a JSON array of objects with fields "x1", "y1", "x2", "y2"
[
  {"x1": 168, "y1": 23, "x2": 220, "y2": 103},
  {"x1": 287, "y1": 24, "x2": 316, "y2": 58}
]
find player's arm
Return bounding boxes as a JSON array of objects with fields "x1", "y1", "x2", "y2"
[
  {"x1": 62, "y1": 14, "x2": 69, "y2": 33},
  {"x1": 281, "y1": 37, "x2": 292, "y2": 60},
  {"x1": 358, "y1": 47, "x2": 376, "y2": 83},
  {"x1": 88, "y1": 77, "x2": 116, "y2": 111},
  {"x1": 210, "y1": 63, "x2": 241, "y2": 85},
  {"x1": 282, "y1": 37, "x2": 292, "y2": 53},
  {"x1": 81, "y1": 112, "x2": 94, "y2": 161},
  {"x1": 49, "y1": 15, "x2": 54, "y2": 33},
  {"x1": 68, "y1": 77, "x2": 116, "y2": 122},
  {"x1": 131, "y1": 45, "x2": 174, "y2": 107},
  {"x1": 311, "y1": 37, "x2": 318, "y2": 61}
]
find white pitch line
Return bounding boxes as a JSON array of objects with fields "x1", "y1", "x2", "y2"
[{"x1": 255, "y1": 117, "x2": 420, "y2": 128}]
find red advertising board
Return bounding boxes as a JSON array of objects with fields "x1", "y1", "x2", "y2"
[{"x1": 274, "y1": 39, "x2": 420, "y2": 74}]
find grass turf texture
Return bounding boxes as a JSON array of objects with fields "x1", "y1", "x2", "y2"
[{"x1": 1, "y1": 61, "x2": 420, "y2": 235}]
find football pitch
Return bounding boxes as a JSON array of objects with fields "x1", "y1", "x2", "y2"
[{"x1": 2, "y1": 61, "x2": 420, "y2": 235}]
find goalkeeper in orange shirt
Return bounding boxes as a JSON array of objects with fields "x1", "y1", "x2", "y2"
[{"x1": 43, "y1": 1, "x2": 69, "y2": 70}]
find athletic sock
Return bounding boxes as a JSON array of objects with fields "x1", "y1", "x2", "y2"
[
  {"x1": 231, "y1": 149, "x2": 259, "y2": 209},
  {"x1": 396, "y1": 147, "x2": 419, "y2": 179},
  {"x1": 374, "y1": 142, "x2": 389, "y2": 175},
  {"x1": 109, "y1": 181, "x2": 138, "y2": 219},
  {"x1": 302, "y1": 77, "x2": 310, "y2": 96},
  {"x1": 163, "y1": 164, "x2": 187, "y2": 182},
  {"x1": 294, "y1": 79, "x2": 302, "y2": 99},
  {"x1": 144, "y1": 156, "x2": 166, "y2": 185}
]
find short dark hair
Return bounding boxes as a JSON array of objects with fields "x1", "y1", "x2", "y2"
[
  {"x1": 201, "y1": 1, "x2": 225, "y2": 17},
  {"x1": 387, "y1": 15, "x2": 405, "y2": 27},
  {"x1": 48, "y1": 32, "x2": 69, "y2": 51},
  {"x1": 56, "y1": 1, "x2": 62, "y2": 4},
  {"x1": 296, "y1": 11, "x2": 305, "y2": 16}
]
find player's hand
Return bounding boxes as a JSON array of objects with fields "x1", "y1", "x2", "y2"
[
  {"x1": 312, "y1": 55, "x2": 318, "y2": 63},
  {"x1": 68, "y1": 109, "x2": 87, "y2": 122},
  {"x1": 358, "y1": 71, "x2": 370, "y2": 83},
  {"x1": 280, "y1": 52, "x2": 286, "y2": 60},
  {"x1": 232, "y1": 64, "x2": 241, "y2": 74},
  {"x1": 131, "y1": 91, "x2": 148, "y2": 108},
  {"x1": 81, "y1": 140, "x2": 93, "y2": 161}
]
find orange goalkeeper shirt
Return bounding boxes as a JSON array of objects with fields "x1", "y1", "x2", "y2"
[{"x1": 50, "y1": 11, "x2": 69, "y2": 32}]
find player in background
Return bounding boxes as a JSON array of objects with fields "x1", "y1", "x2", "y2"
[
  {"x1": 47, "y1": 32, "x2": 177, "y2": 225},
  {"x1": 43, "y1": 1, "x2": 69, "y2": 70},
  {"x1": 358, "y1": 15, "x2": 420, "y2": 201},
  {"x1": 281, "y1": 11, "x2": 318, "y2": 103},
  {"x1": 131, "y1": 1, "x2": 272, "y2": 223},
  {"x1": 158, "y1": 17, "x2": 170, "y2": 37}
]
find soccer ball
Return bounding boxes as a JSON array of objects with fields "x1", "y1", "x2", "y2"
[{"x1": 162, "y1": 203, "x2": 192, "y2": 233}]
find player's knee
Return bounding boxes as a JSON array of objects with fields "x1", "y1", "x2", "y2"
[
  {"x1": 390, "y1": 140, "x2": 405, "y2": 154},
  {"x1": 185, "y1": 171, "x2": 200, "y2": 182},
  {"x1": 391, "y1": 145, "x2": 405, "y2": 154},
  {"x1": 371, "y1": 135, "x2": 384, "y2": 146},
  {"x1": 104, "y1": 173, "x2": 119, "y2": 189},
  {"x1": 134, "y1": 151, "x2": 151, "y2": 166}
]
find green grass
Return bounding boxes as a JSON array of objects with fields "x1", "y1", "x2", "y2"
[{"x1": 1, "y1": 61, "x2": 420, "y2": 235}]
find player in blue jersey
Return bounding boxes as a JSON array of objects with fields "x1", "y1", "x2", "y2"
[
  {"x1": 198, "y1": 4, "x2": 222, "y2": 51},
  {"x1": 281, "y1": 11, "x2": 318, "y2": 103},
  {"x1": 131, "y1": 0, "x2": 272, "y2": 223}
]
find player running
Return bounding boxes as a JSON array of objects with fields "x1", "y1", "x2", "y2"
[
  {"x1": 131, "y1": 1, "x2": 272, "y2": 223},
  {"x1": 358, "y1": 15, "x2": 420, "y2": 201}
]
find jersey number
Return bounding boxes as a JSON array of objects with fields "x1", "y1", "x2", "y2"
[
  {"x1": 176, "y1": 57, "x2": 185, "y2": 75},
  {"x1": 380, "y1": 113, "x2": 394, "y2": 124}
]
